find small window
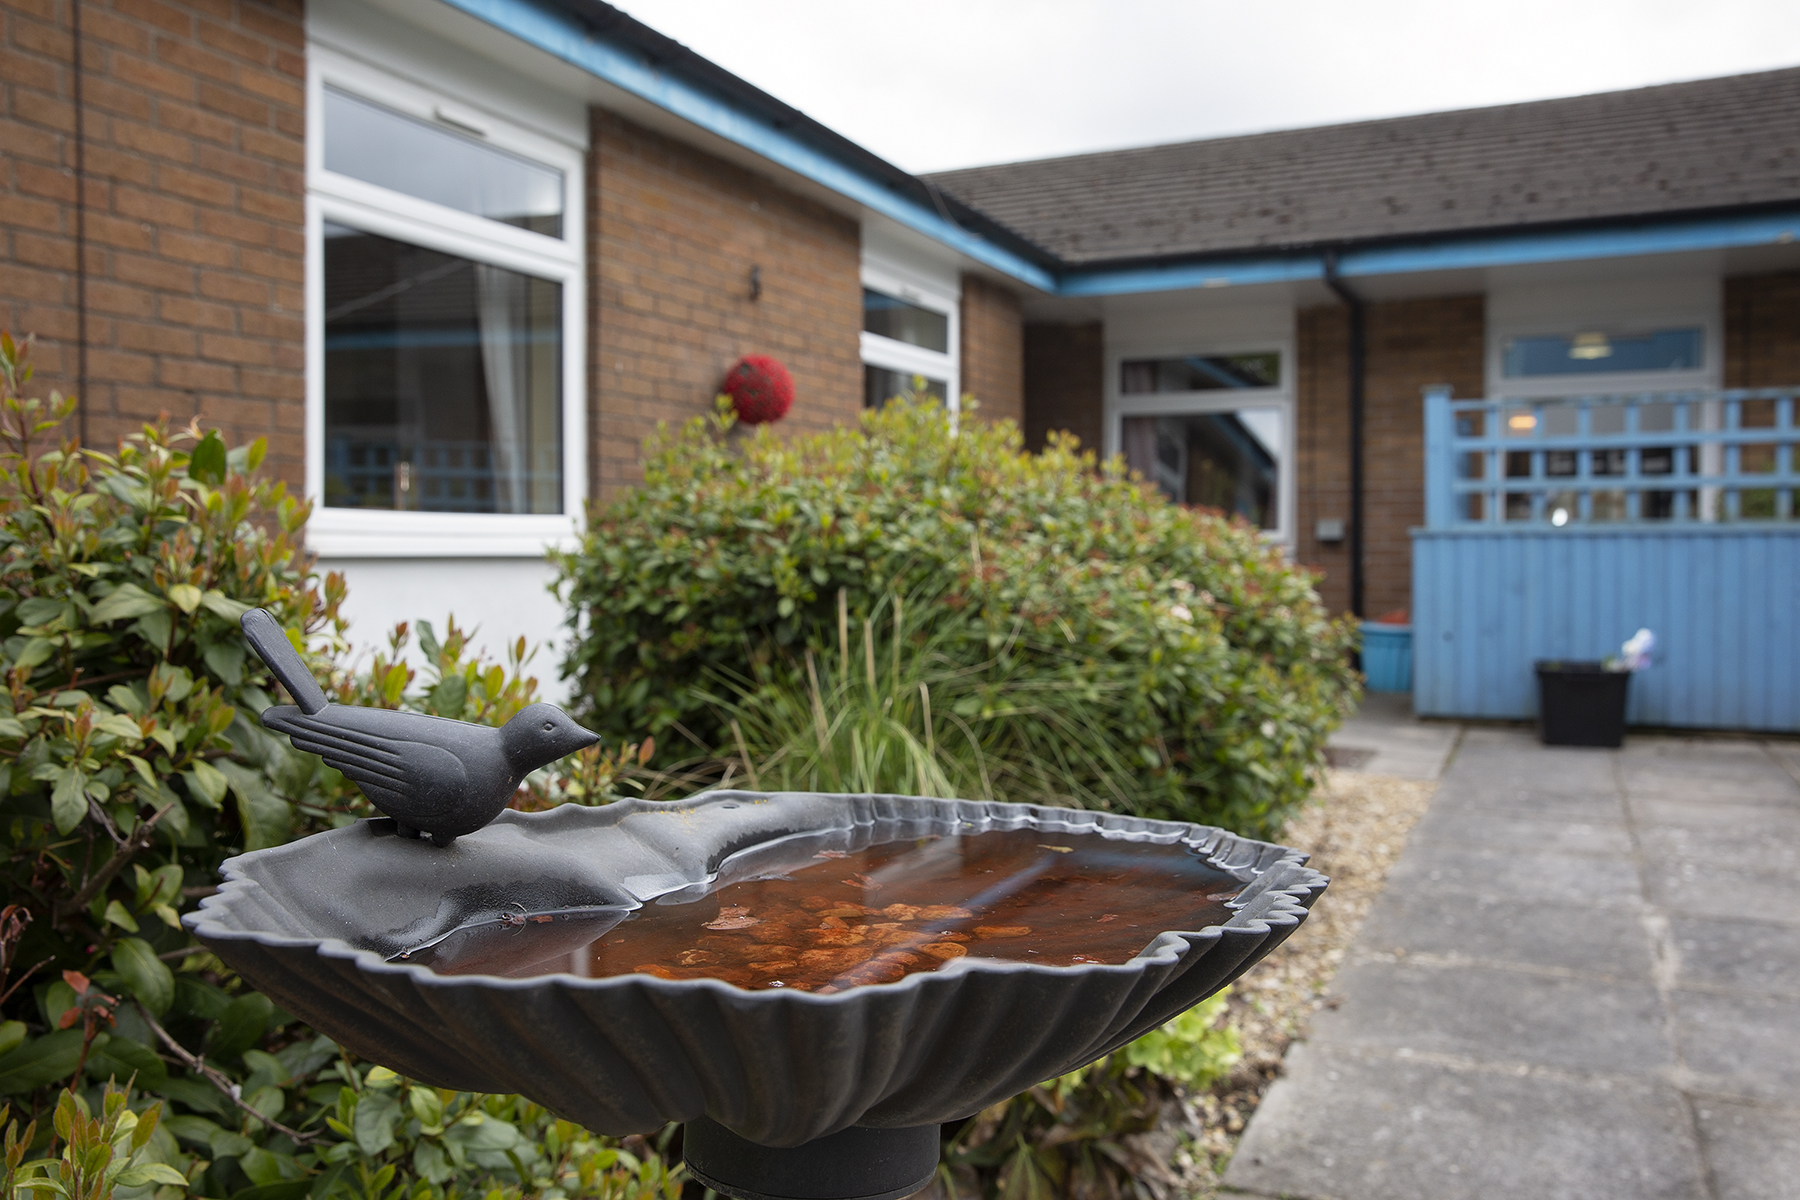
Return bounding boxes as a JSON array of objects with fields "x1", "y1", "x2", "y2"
[
  {"x1": 1120, "y1": 407, "x2": 1284, "y2": 530},
  {"x1": 323, "y1": 87, "x2": 564, "y2": 237},
  {"x1": 323, "y1": 224, "x2": 562, "y2": 514},
  {"x1": 863, "y1": 289, "x2": 949, "y2": 353},
  {"x1": 1501, "y1": 328, "x2": 1702, "y2": 378},
  {"x1": 1121, "y1": 353, "x2": 1280, "y2": 393}
]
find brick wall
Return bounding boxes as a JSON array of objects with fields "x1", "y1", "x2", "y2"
[
  {"x1": 1021, "y1": 321, "x2": 1103, "y2": 453},
  {"x1": 0, "y1": 0, "x2": 305, "y2": 482},
  {"x1": 1724, "y1": 270, "x2": 1800, "y2": 387},
  {"x1": 1295, "y1": 294, "x2": 1484, "y2": 618},
  {"x1": 957, "y1": 273, "x2": 1022, "y2": 425},
  {"x1": 589, "y1": 109, "x2": 862, "y2": 502}
]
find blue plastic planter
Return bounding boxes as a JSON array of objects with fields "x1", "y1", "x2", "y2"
[{"x1": 1361, "y1": 622, "x2": 1413, "y2": 693}]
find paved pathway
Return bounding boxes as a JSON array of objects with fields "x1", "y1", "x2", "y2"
[{"x1": 1225, "y1": 725, "x2": 1800, "y2": 1200}]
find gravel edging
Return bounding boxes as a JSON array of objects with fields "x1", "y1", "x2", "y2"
[{"x1": 1175, "y1": 768, "x2": 1438, "y2": 1192}]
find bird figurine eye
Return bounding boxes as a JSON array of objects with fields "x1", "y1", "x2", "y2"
[{"x1": 543, "y1": 721, "x2": 554, "y2": 731}]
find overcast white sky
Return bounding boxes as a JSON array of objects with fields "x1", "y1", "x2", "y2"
[{"x1": 610, "y1": 0, "x2": 1800, "y2": 174}]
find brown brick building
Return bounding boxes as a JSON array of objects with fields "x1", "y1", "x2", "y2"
[{"x1": 5, "y1": 0, "x2": 1798, "y2": 681}]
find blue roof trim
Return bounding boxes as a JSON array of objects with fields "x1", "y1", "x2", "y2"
[
  {"x1": 1060, "y1": 209, "x2": 1800, "y2": 297},
  {"x1": 1056, "y1": 255, "x2": 1322, "y2": 297},
  {"x1": 440, "y1": 0, "x2": 1058, "y2": 291},
  {"x1": 1339, "y1": 208, "x2": 1800, "y2": 277}
]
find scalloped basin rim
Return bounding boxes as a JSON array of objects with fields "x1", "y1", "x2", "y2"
[{"x1": 186, "y1": 791, "x2": 1328, "y2": 1145}]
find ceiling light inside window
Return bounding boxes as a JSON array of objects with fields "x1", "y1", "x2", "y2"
[
  {"x1": 1569, "y1": 332, "x2": 1613, "y2": 360},
  {"x1": 1508, "y1": 413, "x2": 1537, "y2": 431}
]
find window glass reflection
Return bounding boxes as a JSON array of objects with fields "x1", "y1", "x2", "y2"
[
  {"x1": 1121, "y1": 353, "x2": 1279, "y2": 393},
  {"x1": 1121, "y1": 408, "x2": 1282, "y2": 530},
  {"x1": 1502, "y1": 328, "x2": 1702, "y2": 377},
  {"x1": 324, "y1": 88, "x2": 564, "y2": 237},
  {"x1": 862, "y1": 290, "x2": 949, "y2": 353},
  {"x1": 323, "y1": 223, "x2": 562, "y2": 514},
  {"x1": 863, "y1": 366, "x2": 945, "y2": 410}
]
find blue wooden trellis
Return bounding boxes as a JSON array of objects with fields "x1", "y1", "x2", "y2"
[{"x1": 1411, "y1": 386, "x2": 1800, "y2": 730}]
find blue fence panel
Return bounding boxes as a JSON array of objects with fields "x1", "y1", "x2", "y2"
[
  {"x1": 1414, "y1": 387, "x2": 1800, "y2": 731},
  {"x1": 1412, "y1": 526, "x2": 1800, "y2": 729}
]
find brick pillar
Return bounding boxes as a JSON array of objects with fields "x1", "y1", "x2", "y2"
[
  {"x1": 1724, "y1": 271, "x2": 1800, "y2": 387},
  {"x1": 1295, "y1": 294, "x2": 1484, "y2": 618},
  {"x1": 1022, "y1": 321, "x2": 1103, "y2": 453},
  {"x1": 1295, "y1": 304, "x2": 1354, "y2": 613},
  {"x1": 0, "y1": 0, "x2": 306, "y2": 486},
  {"x1": 957, "y1": 273, "x2": 1022, "y2": 425}
]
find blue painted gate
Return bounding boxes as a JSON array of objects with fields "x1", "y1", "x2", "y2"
[{"x1": 1411, "y1": 387, "x2": 1800, "y2": 730}]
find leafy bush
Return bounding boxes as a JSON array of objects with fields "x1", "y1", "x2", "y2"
[
  {"x1": 0, "y1": 334, "x2": 674, "y2": 1199},
  {"x1": 559, "y1": 398, "x2": 1358, "y2": 837},
  {"x1": 937, "y1": 991, "x2": 1239, "y2": 1200}
]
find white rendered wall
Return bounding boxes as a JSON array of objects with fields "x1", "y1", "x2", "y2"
[{"x1": 316, "y1": 557, "x2": 574, "y2": 703}]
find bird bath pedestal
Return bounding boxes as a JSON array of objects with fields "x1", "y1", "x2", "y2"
[{"x1": 188, "y1": 791, "x2": 1326, "y2": 1200}]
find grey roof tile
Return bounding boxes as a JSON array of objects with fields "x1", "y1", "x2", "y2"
[{"x1": 924, "y1": 67, "x2": 1800, "y2": 264}]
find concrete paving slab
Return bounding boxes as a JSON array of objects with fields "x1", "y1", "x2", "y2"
[
  {"x1": 1643, "y1": 862, "x2": 1800, "y2": 926},
  {"x1": 1381, "y1": 843, "x2": 1646, "y2": 910},
  {"x1": 1637, "y1": 822, "x2": 1800, "y2": 875},
  {"x1": 1327, "y1": 693, "x2": 1462, "y2": 781},
  {"x1": 1671, "y1": 916, "x2": 1800, "y2": 996},
  {"x1": 1357, "y1": 893, "x2": 1655, "y2": 979},
  {"x1": 1406, "y1": 806, "x2": 1633, "y2": 857},
  {"x1": 1227, "y1": 727, "x2": 1800, "y2": 1199},
  {"x1": 1223, "y1": 1043, "x2": 1708, "y2": 1200},
  {"x1": 1620, "y1": 739, "x2": 1800, "y2": 803},
  {"x1": 1427, "y1": 782, "x2": 1626, "y2": 823},
  {"x1": 1313, "y1": 961, "x2": 1673, "y2": 1075},
  {"x1": 1764, "y1": 739, "x2": 1800, "y2": 783},
  {"x1": 1627, "y1": 795, "x2": 1800, "y2": 838},
  {"x1": 1671, "y1": 989, "x2": 1800, "y2": 1104},
  {"x1": 1693, "y1": 1098, "x2": 1800, "y2": 1200}
]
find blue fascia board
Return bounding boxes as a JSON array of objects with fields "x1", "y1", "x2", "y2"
[
  {"x1": 439, "y1": 0, "x2": 1058, "y2": 292},
  {"x1": 1337, "y1": 209, "x2": 1800, "y2": 277},
  {"x1": 1055, "y1": 255, "x2": 1322, "y2": 297},
  {"x1": 1058, "y1": 209, "x2": 1800, "y2": 297}
]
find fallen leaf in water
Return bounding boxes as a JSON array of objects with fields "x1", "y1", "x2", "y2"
[
  {"x1": 1039, "y1": 844, "x2": 1074, "y2": 853},
  {"x1": 704, "y1": 913, "x2": 763, "y2": 930},
  {"x1": 813, "y1": 850, "x2": 850, "y2": 859}
]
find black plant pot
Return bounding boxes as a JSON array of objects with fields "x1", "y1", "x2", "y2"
[
  {"x1": 1536, "y1": 660, "x2": 1631, "y2": 747},
  {"x1": 188, "y1": 792, "x2": 1325, "y2": 1200}
]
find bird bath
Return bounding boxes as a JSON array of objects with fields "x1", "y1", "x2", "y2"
[{"x1": 187, "y1": 790, "x2": 1326, "y2": 1200}]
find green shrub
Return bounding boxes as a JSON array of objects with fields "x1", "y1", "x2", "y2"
[
  {"x1": 558, "y1": 399, "x2": 1358, "y2": 837},
  {"x1": 938, "y1": 991, "x2": 1239, "y2": 1200},
  {"x1": 0, "y1": 334, "x2": 671, "y2": 1199}
]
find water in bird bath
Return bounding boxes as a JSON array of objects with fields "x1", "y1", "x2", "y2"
[{"x1": 397, "y1": 827, "x2": 1245, "y2": 992}]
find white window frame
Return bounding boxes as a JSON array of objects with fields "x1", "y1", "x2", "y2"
[
  {"x1": 1487, "y1": 313, "x2": 1721, "y2": 400},
  {"x1": 304, "y1": 47, "x2": 586, "y2": 558},
  {"x1": 1103, "y1": 340, "x2": 1297, "y2": 545},
  {"x1": 859, "y1": 261, "x2": 959, "y2": 414}
]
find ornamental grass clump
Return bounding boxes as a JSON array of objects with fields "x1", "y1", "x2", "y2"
[{"x1": 558, "y1": 398, "x2": 1358, "y2": 838}]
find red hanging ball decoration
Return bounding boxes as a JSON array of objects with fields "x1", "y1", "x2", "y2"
[{"x1": 721, "y1": 354, "x2": 794, "y2": 425}]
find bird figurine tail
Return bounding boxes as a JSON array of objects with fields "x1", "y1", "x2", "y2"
[{"x1": 241, "y1": 608, "x2": 327, "y2": 714}]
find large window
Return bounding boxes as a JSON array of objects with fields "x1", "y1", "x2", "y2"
[
  {"x1": 322, "y1": 225, "x2": 562, "y2": 514},
  {"x1": 306, "y1": 53, "x2": 584, "y2": 556},
  {"x1": 1110, "y1": 349, "x2": 1293, "y2": 540},
  {"x1": 860, "y1": 268, "x2": 957, "y2": 412}
]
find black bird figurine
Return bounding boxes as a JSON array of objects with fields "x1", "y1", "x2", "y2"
[{"x1": 240, "y1": 609, "x2": 599, "y2": 847}]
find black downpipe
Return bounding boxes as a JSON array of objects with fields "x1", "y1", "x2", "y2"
[{"x1": 1322, "y1": 251, "x2": 1365, "y2": 619}]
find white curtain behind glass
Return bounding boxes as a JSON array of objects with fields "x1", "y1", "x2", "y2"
[{"x1": 475, "y1": 264, "x2": 530, "y2": 513}]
